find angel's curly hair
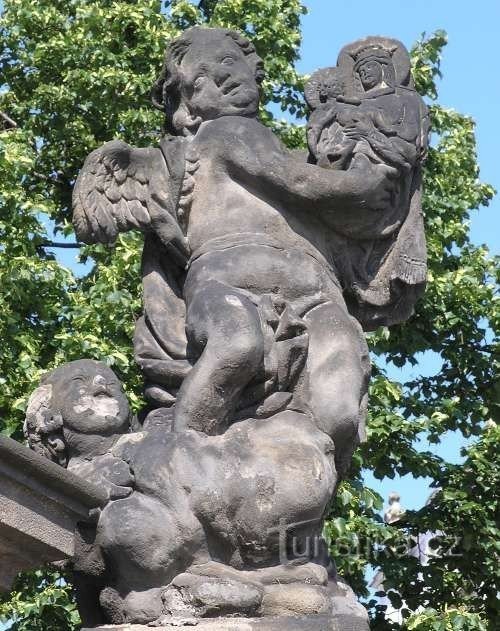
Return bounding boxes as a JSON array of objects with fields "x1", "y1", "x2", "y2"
[{"x1": 151, "y1": 26, "x2": 265, "y2": 135}]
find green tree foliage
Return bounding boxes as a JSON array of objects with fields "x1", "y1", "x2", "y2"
[
  {"x1": 0, "y1": 1, "x2": 497, "y2": 629},
  {"x1": 406, "y1": 607, "x2": 488, "y2": 631},
  {"x1": 0, "y1": 570, "x2": 79, "y2": 631}
]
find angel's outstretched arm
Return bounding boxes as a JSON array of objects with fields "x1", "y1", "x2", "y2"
[{"x1": 202, "y1": 117, "x2": 398, "y2": 219}]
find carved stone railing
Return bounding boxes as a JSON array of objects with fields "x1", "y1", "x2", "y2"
[{"x1": 0, "y1": 435, "x2": 106, "y2": 592}]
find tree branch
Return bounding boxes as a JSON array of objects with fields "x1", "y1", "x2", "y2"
[
  {"x1": 1, "y1": 111, "x2": 17, "y2": 130},
  {"x1": 41, "y1": 240, "x2": 82, "y2": 249}
]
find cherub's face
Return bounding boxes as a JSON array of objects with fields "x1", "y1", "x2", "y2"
[
  {"x1": 179, "y1": 33, "x2": 260, "y2": 121},
  {"x1": 358, "y1": 60, "x2": 383, "y2": 91},
  {"x1": 58, "y1": 365, "x2": 130, "y2": 436}
]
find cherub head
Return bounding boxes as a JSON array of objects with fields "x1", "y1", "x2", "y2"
[
  {"x1": 152, "y1": 27, "x2": 264, "y2": 135},
  {"x1": 24, "y1": 359, "x2": 130, "y2": 466},
  {"x1": 316, "y1": 76, "x2": 344, "y2": 105}
]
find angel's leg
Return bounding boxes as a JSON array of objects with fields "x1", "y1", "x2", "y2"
[
  {"x1": 304, "y1": 292, "x2": 371, "y2": 478},
  {"x1": 174, "y1": 280, "x2": 264, "y2": 434}
]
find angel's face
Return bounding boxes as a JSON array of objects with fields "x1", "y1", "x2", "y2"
[
  {"x1": 180, "y1": 32, "x2": 260, "y2": 121},
  {"x1": 57, "y1": 362, "x2": 130, "y2": 436}
]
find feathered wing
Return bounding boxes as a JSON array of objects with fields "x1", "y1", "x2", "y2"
[
  {"x1": 73, "y1": 139, "x2": 189, "y2": 265},
  {"x1": 73, "y1": 138, "x2": 192, "y2": 407}
]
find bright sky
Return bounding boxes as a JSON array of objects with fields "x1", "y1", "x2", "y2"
[{"x1": 298, "y1": 0, "x2": 499, "y2": 512}]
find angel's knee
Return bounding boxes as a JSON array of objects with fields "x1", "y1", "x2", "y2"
[
  {"x1": 187, "y1": 285, "x2": 264, "y2": 368},
  {"x1": 213, "y1": 325, "x2": 264, "y2": 373},
  {"x1": 315, "y1": 396, "x2": 361, "y2": 444}
]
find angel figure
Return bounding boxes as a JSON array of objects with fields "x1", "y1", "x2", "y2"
[{"x1": 73, "y1": 27, "x2": 413, "y2": 477}]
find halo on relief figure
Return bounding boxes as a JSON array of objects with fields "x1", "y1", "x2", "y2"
[{"x1": 337, "y1": 36, "x2": 414, "y2": 97}]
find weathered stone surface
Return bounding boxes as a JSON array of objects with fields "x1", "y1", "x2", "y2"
[
  {"x1": 0, "y1": 435, "x2": 106, "y2": 592},
  {"x1": 259, "y1": 584, "x2": 331, "y2": 617},
  {"x1": 85, "y1": 614, "x2": 370, "y2": 630}
]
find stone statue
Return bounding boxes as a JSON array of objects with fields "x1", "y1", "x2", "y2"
[
  {"x1": 384, "y1": 492, "x2": 406, "y2": 525},
  {"x1": 25, "y1": 27, "x2": 427, "y2": 629}
]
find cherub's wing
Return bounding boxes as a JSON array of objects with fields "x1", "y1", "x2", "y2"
[{"x1": 73, "y1": 139, "x2": 189, "y2": 265}]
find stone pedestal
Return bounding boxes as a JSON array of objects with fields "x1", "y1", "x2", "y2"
[
  {"x1": 0, "y1": 435, "x2": 106, "y2": 592},
  {"x1": 85, "y1": 614, "x2": 370, "y2": 630}
]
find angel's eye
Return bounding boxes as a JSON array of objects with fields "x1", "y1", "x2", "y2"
[
  {"x1": 193, "y1": 76, "x2": 206, "y2": 90},
  {"x1": 221, "y1": 56, "x2": 234, "y2": 66}
]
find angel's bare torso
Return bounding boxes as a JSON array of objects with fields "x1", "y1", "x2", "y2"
[
  {"x1": 185, "y1": 116, "x2": 340, "y2": 304},
  {"x1": 188, "y1": 118, "x2": 328, "y2": 260}
]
